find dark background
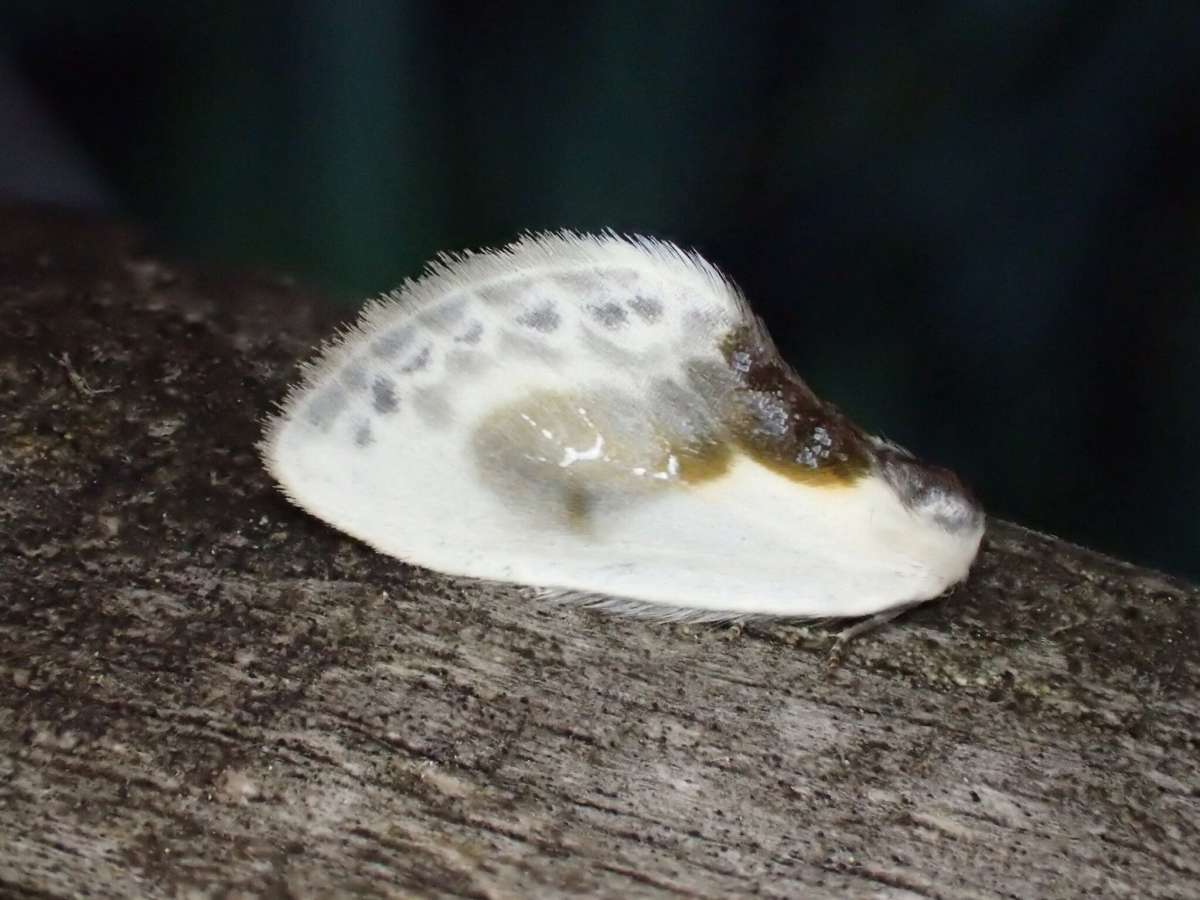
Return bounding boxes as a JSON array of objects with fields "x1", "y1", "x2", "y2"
[{"x1": 3, "y1": 2, "x2": 1197, "y2": 581}]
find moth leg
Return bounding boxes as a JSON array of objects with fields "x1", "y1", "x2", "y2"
[{"x1": 825, "y1": 600, "x2": 925, "y2": 669}]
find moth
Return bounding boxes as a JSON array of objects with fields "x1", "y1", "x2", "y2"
[{"x1": 262, "y1": 232, "x2": 984, "y2": 642}]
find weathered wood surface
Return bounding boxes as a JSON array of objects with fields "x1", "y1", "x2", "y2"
[{"x1": 1, "y1": 206, "x2": 1198, "y2": 899}]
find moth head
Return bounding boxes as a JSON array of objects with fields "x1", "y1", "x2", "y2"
[{"x1": 875, "y1": 445, "x2": 984, "y2": 536}]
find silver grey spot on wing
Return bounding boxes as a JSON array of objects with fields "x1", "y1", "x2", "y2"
[
  {"x1": 516, "y1": 301, "x2": 561, "y2": 333},
  {"x1": 729, "y1": 346, "x2": 753, "y2": 375},
  {"x1": 588, "y1": 301, "x2": 628, "y2": 329},
  {"x1": 797, "y1": 425, "x2": 833, "y2": 468},
  {"x1": 455, "y1": 321, "x2": 484, "y2": 344},
  {"x1": 399, "y1": 344, "x2": 432, "y2": 374},
  {"x1": 306, "y1": 385, "x2": 347, "y2": 429},
  {"x1": 372, "y1": 376, "x2": 398, "y2": 414},
  {"x1": 628, "y1": 295, "x2": 663, "y2": 323},
  {"x1": 744, "y1": 389, "x2": 791, "y2": 439},
  {"x1": 373, "y1": 324, "x2": 415, "y2": 359},
  {"x1": 353, "y1": 419, "x2": 373, "y2": 448}
]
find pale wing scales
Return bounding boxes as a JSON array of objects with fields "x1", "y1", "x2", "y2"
[{"x1": 262, "y1": 231, "x2": 985, "y2": 622}]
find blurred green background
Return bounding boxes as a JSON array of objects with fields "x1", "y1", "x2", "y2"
[{"x1": 3, "y1": 2, "x2": 1198, "y2": 580}]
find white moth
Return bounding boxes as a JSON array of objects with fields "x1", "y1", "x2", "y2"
[{"x1": 262, "y1": 232, "x2": 984, "y2": 636}]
